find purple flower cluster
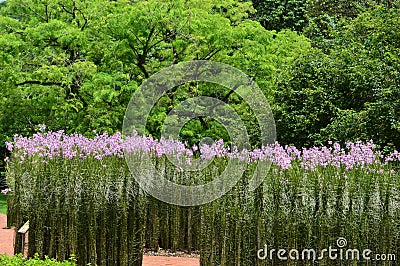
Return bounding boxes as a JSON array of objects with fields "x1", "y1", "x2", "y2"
[
  {"x1": 6, "y1": 131, "x2": 125, "y2": 162},
  {"x1": 385, "y1": 150, "x2": 400, "y2": 162},
  {"x1": 5, "y1": 129, "x2": 399, "y2": 171},
  {"x1": 299, "y1": 141, "x2": 381, "y2": 171}
]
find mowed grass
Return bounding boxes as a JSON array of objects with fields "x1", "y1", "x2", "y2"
[{"x1": 0, "y1": 194, "x2": 6, "y2": 215}]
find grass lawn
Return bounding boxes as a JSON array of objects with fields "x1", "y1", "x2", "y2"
[{"x1": 0, "y1": 194, "x2": 6, "y2": 215}]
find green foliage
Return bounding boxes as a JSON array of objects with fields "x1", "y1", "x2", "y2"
[
  {"x1": 304, "y1": 0, "x2": 400, "y2": 42},
  {"x1": 201, "y1": 164, "x2": 400, "y2": 265},
  {"x1": 0, "y1": 0, "x2": 399, "y2": 156},
  {"x1": 6, "y1": 146, "x2": 227, "y2": 264},
  {"x1": 274, "y1": 6, "x2": 400, "y2": 148},
  {"x1": 0, "y1": 0, "x2": 138, "y2": 144},
  {"x1": 103, "y1": 0, "x2": 309, "y2": 146},
  {"x1": 250, "y1": 0, "x2": 308, "y2": 32},
  {"x1": 0, "y1": 194, "x2": 6, "y2": 215},
  {"x1": 7, "y1": 156, "x2": 145, "y2": 265},
  {"x1": 306, "y1": 0, "x2": 361, "y2": 19},
  {"x1": 7, "y1": 132, "x2": 400, "y2": 265},
  {"x1": 0, "y1": 254, "x2": 76, "y2": 266},
  {"x1": 0, "y1": 0, "x2": 310, "y2": 152}
]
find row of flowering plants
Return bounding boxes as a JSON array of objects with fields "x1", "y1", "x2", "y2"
[
  {"x1": 6, "y1": 130, "x2": 145, "y2": 266},
  {"x1": 5, "y1": 128, "x2": 400, "y2": 265},
  {"x1": 201, "y1": 143, "x2": 400, "y2": 265}
]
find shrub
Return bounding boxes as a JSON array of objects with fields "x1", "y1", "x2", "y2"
[
  {"x1": 6, "y1": 131, "x2": 145, "y2": 266},
  {"x1": 0, "y1": 254, "x2": 76, "y2": 265},
  {"x1": 5, "y1": 130, "x2": 400, "y2": 265}
]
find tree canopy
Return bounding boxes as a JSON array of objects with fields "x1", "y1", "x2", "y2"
[
  {"x1": 1, "y1": 0, "x2": 400, "y2": 163},
  {"x1": 0, "y1": 0, "x2": 310, "y2": 150},
  {"x1": 274, "y1": 6, "x2": 400, "y2": 148}
]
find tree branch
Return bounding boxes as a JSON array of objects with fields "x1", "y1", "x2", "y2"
[
  {"x1": 76, "y1": 8, "x2": 88, "y2": 31},
  {"x1": 200, "y1": 48, "x2": 222, "y2": 60},
  {"x1": 5, "y1": 25, "x2": 25, "y2": 36},
  {"x1": 16, "y1": 80, "x2": 63, "y2": 86}
]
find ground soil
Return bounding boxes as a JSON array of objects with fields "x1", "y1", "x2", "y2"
[{"x1": 0, "y1": 214, "x2": 199, "y2": 266}]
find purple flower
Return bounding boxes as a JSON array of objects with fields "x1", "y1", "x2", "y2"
[
  {"x1": 4, "y1": 127, "x2": 392, "y2": 174},
  {"x1": 38, "y1": 124, "x2": 47, "y2": 132},
  {"x1": 5, "y1": 141, "x2": 13, "y2": 152}
]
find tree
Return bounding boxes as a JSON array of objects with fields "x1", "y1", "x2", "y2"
[
  {"x1": 250, "y1": 0, "x2": 308, "y2": 32},
  {"x1": 0, "y1": 0, "x2": 310, "y2": 150},
  {"x1": 274, "y1": 6, "x2": 400, "y2": 148},
  {"x1": 304, "y1": 0, "x2": 400, "y2": 42},
  {"x1": 0, "y1": 0, "x2": 137, "y2": 141}
]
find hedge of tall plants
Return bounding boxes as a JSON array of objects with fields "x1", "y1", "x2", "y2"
[
  {"x1": 201, "y1": 142, "x2": 400, "y2": 265},
  {"x1": 6, "y1": 131, "x2": 146, "y2": 266},
  {"x1": 5, "y1": 129, "x2": 400, "y2": 265},
  {"x1": 5, "y1": 129, "x2": 226, "y2": 264}
]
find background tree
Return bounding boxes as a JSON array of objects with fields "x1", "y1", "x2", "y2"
[
  {"x1": 304, "y1": 0, "x2": 400, "y2": 42},
  {"x1": 250, "y1": 0, "x2": 308, "y2": 32},
  {"x1": 0, "y1": 0, "x2": 310, "y2": 151},
  {"x1": 274, "y1": 6, "x2": 400, "y2": 148},
  {"x1": 3, "y1": 0, "x2": 399, "y2": 158}
]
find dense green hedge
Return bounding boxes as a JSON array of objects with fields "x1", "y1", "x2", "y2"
[
  {"x1": 7, "y1": 155, "x2": 145, "y2": 266},
  {"x1": 201, "y1": 164, "x2": 400, "y2": 265},
  {"x1": 6, "y1": 131, "x2": 400, "y2": 265}
]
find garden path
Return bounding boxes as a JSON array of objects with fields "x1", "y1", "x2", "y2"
[
  {"x1": 142, "y1": 256, "x2": 199, "y2": 266},
  {"x1": 0, "y1": 214, "x2": 14, "y2": 256},
  {"x1": 0, "y1": 214, "x2": 199, "y2": 266}
]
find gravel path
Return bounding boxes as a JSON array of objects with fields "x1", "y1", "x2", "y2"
[{"x1": 0, "y1": 214, "x2": 199, "y2": 266}]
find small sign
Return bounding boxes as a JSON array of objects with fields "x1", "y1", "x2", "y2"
[{"x1": 18, "y1": 220, "x2": 29, "y2": 234}]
